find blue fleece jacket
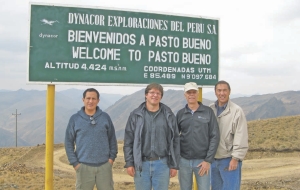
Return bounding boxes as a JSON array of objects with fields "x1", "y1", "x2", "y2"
[{"x1": 65, "y1": 106, "x2": 117, "y2": 167}]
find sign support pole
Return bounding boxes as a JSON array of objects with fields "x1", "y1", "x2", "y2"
[{"x1": 45, "y1": 84, "x2": 55, "y2": 190}]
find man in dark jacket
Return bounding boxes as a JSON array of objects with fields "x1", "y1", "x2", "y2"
[
  {"x1": 176, "y1": 82, "x2": 220, "y2": 190},
  {"x1": 123, "y1": 83, "x2": 180, "y2": 190}
]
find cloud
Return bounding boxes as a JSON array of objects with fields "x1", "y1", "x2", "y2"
[
  {"x1": 272, "y1": 0, "x2": 300, "y2": 23},
  {"x1": 0, "y1": 39, "x2": 27, "y2": 53}
]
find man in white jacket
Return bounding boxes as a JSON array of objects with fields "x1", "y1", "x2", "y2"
[{"x1": 209, "y1": 80, "x2": 248, "y2": 190}]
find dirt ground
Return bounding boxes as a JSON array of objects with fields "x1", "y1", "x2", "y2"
[{"x1": 1, "y1": 143, "x2": 300, "y2": 190}]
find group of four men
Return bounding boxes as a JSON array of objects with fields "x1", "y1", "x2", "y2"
[{"x1": 65, "y1": 80, "x2": 248, "y2": 190}]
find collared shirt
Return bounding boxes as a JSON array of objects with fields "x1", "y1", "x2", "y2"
[
  {"x1": 141, "y1": 108, "x2": 169, "y2": 158},
  {"x1": 215, "y1": 101, "x2": 228, "y2": 116},
  {"x1": 186, "y1": 106, "x2": 194, "y2": 115}
]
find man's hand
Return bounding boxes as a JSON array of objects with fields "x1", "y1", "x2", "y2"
[
  {"x1": 74, "y1": 163, "x2": 80, "y2": 171},
  {"x1": 197, "y1": 161, "x2": 210, "y2": 176},
  {"x1": 170, "y1": 169, "x2": 177, "y2": 178},
  {"x1": 228, "y1": 158, "x2": 238, "y2": 171},
  {"x1": 127, "y1": 166, "x2": 135, "y2": 177},
  {"x1": 108, "y1": 159, "x2": 114, "y2": 165}
]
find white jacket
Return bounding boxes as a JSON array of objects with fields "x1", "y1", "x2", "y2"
[{"x1": 210, "y1": 100, "x2": 248, "y2": 160}]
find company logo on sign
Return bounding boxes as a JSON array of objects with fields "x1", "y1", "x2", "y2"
[{"x1": 40, "y1": 19, "x2": 59, "y2": 26}]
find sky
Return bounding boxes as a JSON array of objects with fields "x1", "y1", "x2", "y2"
[{"x1": 1, "y1": 0, "x2": 300, "y2": 95}]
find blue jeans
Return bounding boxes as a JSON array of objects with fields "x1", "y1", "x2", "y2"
[
  {"x1": 178, "y1": 157, "x2": 210, "y2": 190},
  {"x1": 211, "y1": 157, "x2": 242, "y2": 190},
  {"x1": 134, "y1": 157, "x2": 170, "y2": 190}
]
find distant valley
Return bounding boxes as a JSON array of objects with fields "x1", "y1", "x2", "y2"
[{"x1": 0, "y1": 89, "x2": 300, "y2": 147}]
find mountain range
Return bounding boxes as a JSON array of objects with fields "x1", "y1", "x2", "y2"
[
  {"x1": 0, "y1": 89, "x2": 299, "y2": 147},
  {"x1": 0, "y1": 89, "x2": 122, "y2": 147}
]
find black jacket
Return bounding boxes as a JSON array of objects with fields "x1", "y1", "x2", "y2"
[
  {"x1": 176, "y1": 102, "x2": 220, "y2": 163},
  {"x1": 123, "y1": 102, "x2": 180, "y2": 171}
]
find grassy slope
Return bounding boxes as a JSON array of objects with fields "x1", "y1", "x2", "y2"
[{"x1": 248, "y1": 115, "x2": 300, "y2": 151}]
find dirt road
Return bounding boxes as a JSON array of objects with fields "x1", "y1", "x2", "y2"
[
  {"x1": 53, "y1": 146, "x2": 300, "y2": 183},
  {"x1": 53, "y1": 146, "x2": 178, "y2": 183},
  {"x1": 243, "y1": 157, "x2": 300, "y2": 181}
]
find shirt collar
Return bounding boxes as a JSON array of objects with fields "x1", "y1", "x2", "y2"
[
  {"x1": 214, "y1": 101, "x2": 228, "y2": 109},
  {"x1": 215, "y1": 101, "x2": 228, "y2": 116},
  {"x1": 185, "y1": 102, "x2": 202, "y2": 114}
]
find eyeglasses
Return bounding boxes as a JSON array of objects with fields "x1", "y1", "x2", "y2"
[
  {"x1": 90, "y1": 116, "x2": 96, "y2": 125},
  {"x1": 148, "y1": 91, "x2": 162, "y2": 96}
]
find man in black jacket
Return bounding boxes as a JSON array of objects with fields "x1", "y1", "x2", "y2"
[
  {"x1": 176, "y1": 82, "x2": 220, "y2": 190},
  {"x1": 123, "y1": 83, "x2": 180, "y2": 190}
]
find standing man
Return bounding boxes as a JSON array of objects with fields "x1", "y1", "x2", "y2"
[
  {"x1": 176, "y1": 82, "x2": 220, "y2": 190},
  {"x1": 210, "y1": 80, "x2": 248, "y2": 190},
  {"x1": 123, "y1": 83, "x2": 180, "y2": 190},
  {"x1": 65, "y1": 88, "x2": 118, "y2": 190}
]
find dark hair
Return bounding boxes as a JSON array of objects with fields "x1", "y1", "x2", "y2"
[
  {"x1": 83, "y1": 88, "x2": 100, "y2": 99},
  {"x1": 145, "y1": 83, "x2": 164, "y2": 97},
  {"x1": 214, "y1": 80, "x2": 231, "y2": 91}
]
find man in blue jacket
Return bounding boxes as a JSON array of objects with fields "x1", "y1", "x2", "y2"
[
  {"x1": 123, "y1": 83, "x2": 180, "y2": 190},
  {"x1": 176, "y1": 82, "x2": 220, "y2": 190},
  {"x1": 65, "y1": 88, "x2": 118, "y2": 190}
]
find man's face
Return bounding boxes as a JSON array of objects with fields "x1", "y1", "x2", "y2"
[
  {"x1": 184, "y1": 90, "x2": 198, "y2": 104},
  {"x1": 145, "y1": 88, "x2": 162, "y2": 107},
  {"x1": 82, "y1": 91, "x2": 99, "y2": 112},
  {"x1": 215, "y1": 84, "x2": 230, "y2": 106}
]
